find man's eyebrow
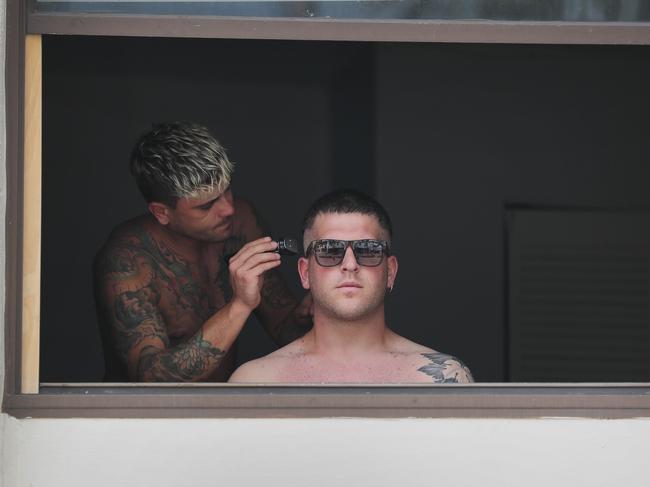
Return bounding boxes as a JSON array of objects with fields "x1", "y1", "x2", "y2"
[
  {"x1": 192, "y1": 196, "x2": 220, "y2": 209},
  {"x1": 192, "y1": 185, "x2": 231, "y2": 209}
]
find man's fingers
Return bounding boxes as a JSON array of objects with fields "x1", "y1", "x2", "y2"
[
  {"x1": 229, "y1": 236, "x2": 277, "y2": 266},
  {"x1": 229, "y1": 251, "x2": 281, "y2": 287},
  {"x1": 231, "y1": 259, "x2": 281, "y2": 294},
  {"x1": 248, "y1": 259, "x2": 282, "y2": 276},
  {"x1": 226, "y1": 236, "x2": 288, "y2": 312},
  {"x1": 229, "y1": 237, "x2": 274, "y2": 265},
  {"x1": 230, "y1": 249, "x2": 280, "y2": 275}
]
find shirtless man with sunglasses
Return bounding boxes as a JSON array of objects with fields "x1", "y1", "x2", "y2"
[{"x1": 229, "y1": 189, "x2": 473, "y2": 383}]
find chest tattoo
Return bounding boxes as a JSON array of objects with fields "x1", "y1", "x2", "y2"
[{"x1": 417, "y1": 352, "x2": 473, "y2": 383}]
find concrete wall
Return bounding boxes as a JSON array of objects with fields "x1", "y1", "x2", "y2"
[
  {"x1": 2, "y1": 7, "x2": 650, "y2": 487},
  {"x1": 1, "y1": 0, "x2": 6, "y2": 477},
  {"x1": 3, "y1": 417, "x2": 650, "y2": 487}
]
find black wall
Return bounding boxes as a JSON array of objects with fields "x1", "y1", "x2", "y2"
[
  {"x1": 40, "y1": 36, "x2": 650, "y2": 382},
  {"x1": 376, "y1": 43, "x2": 650, "y2": 381}
]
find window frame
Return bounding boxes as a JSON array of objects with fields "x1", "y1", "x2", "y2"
[{"x1": 4, "y1": 0, "x2": 650, "y2": 419}]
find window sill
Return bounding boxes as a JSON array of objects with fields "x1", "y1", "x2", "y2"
[
  {"x1": 27, "y1": 13, "x2": 650, "y2": 45},
  {"x1": 4, "y1": 383, "x2": 650, "y2": 419}
]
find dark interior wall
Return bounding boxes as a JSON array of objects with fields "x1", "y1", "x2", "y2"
[
  {"x1": 41, "y1": 36, "x2": 373, "y2": 381},
  {"x1": 376, "y1": 43, "x2": 650, "y2": 381},
  {"x1": 40, "y1": 36, "x2": 650, "y2": 382}
]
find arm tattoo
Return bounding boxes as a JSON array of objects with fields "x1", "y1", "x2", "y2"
[
  {"x1": 113, "y1": 284, "x2": 169, "y2": 361},
  {"x1": 261, "y1": 270, "x2": 295, "y2": 310},
  {"x1": 418, "y1": 352, "x2": 474, "y2": 383},
  {"x1": 260, "y1": 270, "x2": 309, "y2": 345},
  {"x1": 115, "y1": 286, "x2": 159, "y2": 330},
  {"x1": 96, "y1": 245, "x2": 168, "y2": 362},
  {"x1": 137, "y1": 331, "x2": 225, "y2": 382}
]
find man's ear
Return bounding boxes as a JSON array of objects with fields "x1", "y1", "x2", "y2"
[
  {"x1": 148, "y1": 201, "x2": 171, "y2": 225},
  {"x1": 298, "y1": 257, "x2": 311, "y2": 290},
  {"x1": 387, "y1": 255, "x2": 398, "y2": 290}
]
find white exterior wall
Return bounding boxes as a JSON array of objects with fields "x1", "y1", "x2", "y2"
[
  {"x1": 2, "y1": 417, "x2": 650, "y2": 486},
  {"x1": 1, "y1": 6, "x2": 649, "y2": 486}
]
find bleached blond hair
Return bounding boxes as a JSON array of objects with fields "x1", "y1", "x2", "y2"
[{"x1": 130, "y1": 122, "x2": 234, "y2": 207}]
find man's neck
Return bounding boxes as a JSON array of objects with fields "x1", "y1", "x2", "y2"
[
  {"x1": 308, "y1": 308, "x2": 391, "y2": 358},
  {"x1": 147, "y1": 214, "x2": 206, "y2": 258}
]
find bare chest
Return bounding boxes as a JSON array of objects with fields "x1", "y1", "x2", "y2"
[
  {"x1": 152, "y1": 250, "x2": 232, "y2": 341},
  {"x1": 276, "y1": 354, "x2": 424, "y2": 383}
]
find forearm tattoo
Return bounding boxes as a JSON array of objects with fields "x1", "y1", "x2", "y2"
[
  {"x1": 418, "y1": 352, "x2": 474, "y2": 383},
  {"x1": 137, "y1": 331, "x2": 225, "y2": 382},
  {"x1": 216, "y1": 235, "x2": 243, "y2": 302}
]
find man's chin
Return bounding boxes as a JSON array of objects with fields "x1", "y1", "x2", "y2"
[
  {"x1": 207, "y1": 229, "x2": 234, "y2": 243},
  {"x1": 324, "y1": 304, "x2": 376, "y2": 322},
  {"x1": 203, "y1": 220, "x2": 234, "y2": 242}
]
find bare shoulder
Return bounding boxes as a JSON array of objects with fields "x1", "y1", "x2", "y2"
[
  {"x1": 95, "y1": 216, "x2": 151, "y2": 261},
  {"x1": 228, "y1": 357, "x2": 276, "y2": 383},
  {"x1": 228, "y1": 338, "x2": 305, "y2": 383},
  {"x1": 384, "y1": 330, "x2": 473, "y2": 383},
  {"x1": 93, "y1": 216, "x2": 155, "y2": 278},
  {"x1": 386, "y1": 331, "x2": 435, "y2": 354},
  {"x1": 413, "y1": 350, "x2": 474, "y2": 383}
]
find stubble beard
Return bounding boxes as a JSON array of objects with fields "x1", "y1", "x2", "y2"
[
  {"x1": 314, "y1": 284, "x2": 386, "y2": 323},
  {"x1": 202, "y1": 227, "x2": 233, "y2": 243},
  {"x1": 172, "y1": 219, "x2": 234, "y2": 244}
]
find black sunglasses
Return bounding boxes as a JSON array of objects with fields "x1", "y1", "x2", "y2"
[{"x1": 305, "y1": 239, "x2": 390, "y2": 267}]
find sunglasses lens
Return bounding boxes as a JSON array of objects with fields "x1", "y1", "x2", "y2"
[
  {"x1": 309, "y1": 239, "x2": 388, "y2": 267},
  {"x1": 353, "y1": 240, "x2": 385, "y2": 266},
  {"x1": 313, "y1": 240, "x2": 346, "y2": 267}
]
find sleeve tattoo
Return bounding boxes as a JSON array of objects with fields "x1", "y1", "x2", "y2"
[
  {"x1": 96, "y1": 246, "x2": 167, "y2": 363},
  {"x1": 113, "y1": 284, "x2": 168, "y2": 361},
  {"x1": 99, "y1": 244, "x2": 226, "y2": 381},
  {"x1": 137, "y1": 331, "x2": 225, "y2": 382}
]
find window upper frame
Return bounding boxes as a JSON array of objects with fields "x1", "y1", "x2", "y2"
[{"x1": 4, "y1": 0, "x2": 650, "y2": 419}]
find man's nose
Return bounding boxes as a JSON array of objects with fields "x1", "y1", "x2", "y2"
[
  {"x1": 216, "y1": 195, "x2": 235, "y2": 217},
  {"x1": 341, "y1": 246, "x2": 359, "y2": 272}
]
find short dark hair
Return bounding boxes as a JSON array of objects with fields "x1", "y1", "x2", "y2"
[
  {"x1": 301, "y1": 189, "x2": 393, "y2": 247},
  {"x1": 129, "y1": 122, "x2": 234, "y2": 207}
]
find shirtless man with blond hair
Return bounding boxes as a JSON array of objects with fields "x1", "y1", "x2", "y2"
[
  {"x1": 93, "y1": 122, "x2": 310, "y2": 382},
  {"x1": 229, "y1": 189, "x2": 473, "y2": 383}
]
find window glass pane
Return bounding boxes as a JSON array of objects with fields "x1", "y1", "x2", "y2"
[
  {"x1": 34, "y1": 0, "x2": 650, "y2": 21},
  {"x1": 40, "y1": 36, "x2": 650, "y2": 384}
]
